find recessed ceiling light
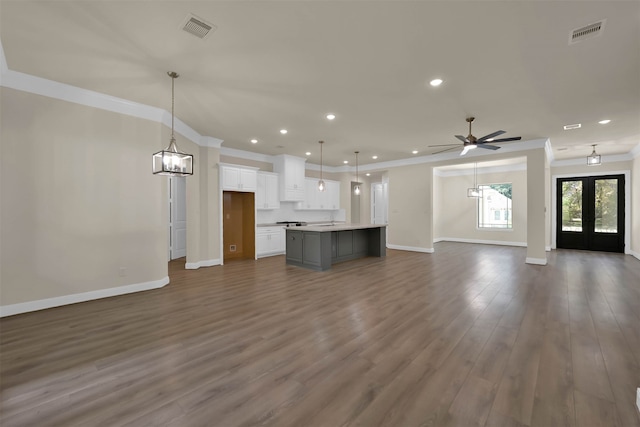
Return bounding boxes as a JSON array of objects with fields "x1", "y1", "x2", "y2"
[
  {"x1": 563, "y1": 123, "x2": 581, "y2": 130},
  {"x1": 305, "y1": 152, "x2": 311, "y2": 156},
  {"x1": 598, "y1": 119, "x2": 611, "y2": 124},
  {"x1": 343, "y1": 160, "x2": 349, "y2": 164},
  {"x1": 366, "y1": 173, "x2": 371, "y2": 177},
  {"x1": 412, "y1": 150, "x2": 418, "y2": 154},
  {"x1": 280, "y1": 129, "x2": 288, "y2": 134},
  {"x1": 372, "y1": 155, "x2": 378, "y2": 160},
  {"x1": 430, "y1": 78, "x2": 443, "y2": 87},
  {"x1": 250, "y1": 139, "x2": 258, "y2": 144},
  {"x1": 326, "y1": 113, "x2": 336, "y2": 120}
]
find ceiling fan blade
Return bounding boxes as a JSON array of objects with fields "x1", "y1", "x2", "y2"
[
  {"x1": 477, "y1": 144, "x2": 500, "y2": 150},
  {"x1": 488, "y1": 136, "x2": 522, "y2": 143},
  {"x1": 432, "y1": 146, "x2": 461, "y2": 155},
  {"x1": 455, "y1": 135, "x2": 469, "y2": 143},
  {"x1": 429, "y1": 144, "x2": 459, "y2": 147},
  {"x1": 477, "y1": 130, "x2": 505, "y2": 142}
]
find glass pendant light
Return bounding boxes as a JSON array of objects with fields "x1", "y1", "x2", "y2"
[
  {"x1": 587, "y1": 144, "x2": 601, "y2": 166},
  {"x1": 354, "y1": 151, "x2": 361, "y2": 195},
  {"x1": 152, "y1": 72, "x2": 194, "y2": 176},
  {"x1": 318, "y1": 140, "x2": 325, "y2": 191},
  {"x1": 467, "y1": 162, "x2": 482, "y2": 197}
]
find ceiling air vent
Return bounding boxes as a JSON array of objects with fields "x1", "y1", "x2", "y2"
[
  {"x1": 181, "y1": 14, "x2": 216, "y2": 40},
  {"x1": 569, "y1": 19, "x2": 605, "y2": 45}
]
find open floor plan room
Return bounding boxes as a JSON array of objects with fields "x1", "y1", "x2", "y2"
[{"x1": 1, "y1": 243, "x2": 639, "y2": 427}]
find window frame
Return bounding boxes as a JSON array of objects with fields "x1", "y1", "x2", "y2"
[{"x1": 477, "y1": 182, "x2": 513, "y2": 230}]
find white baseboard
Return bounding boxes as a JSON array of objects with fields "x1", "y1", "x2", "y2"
[
  {"x1": 0, "y1": 276, "x2": 170, "y2": 318},
  {"x1": 437, "y1": 237, "x2": 527, "y2": 247},
  {"x1": 526, "y1": 257, "x2": 548, "y2": 266},
  {"x1": 387, "y1": 244, "x2": 434, "y2": 254},
  {"x1": 185, "y1": 258, "x2": 221, "y2": 269},
  {"x1": 433, "y1": 238, "x2": 445, "y2": 243},
  {"x1": 546, "y1": 246, "x2": 551, "y2": 252},
  {"x1": 629, "y1": 250, "x2": 640, "y2": 261}
]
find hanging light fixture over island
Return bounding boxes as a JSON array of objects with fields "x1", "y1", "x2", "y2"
[{"x1": 152, "y1": 71, "x2": 194, "y2": 176}]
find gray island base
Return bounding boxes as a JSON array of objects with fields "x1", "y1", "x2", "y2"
[{"x1": 285, "y1": 224, "x2": 387, "y2": 271}]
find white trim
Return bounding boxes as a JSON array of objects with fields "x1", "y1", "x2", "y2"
[
  {"x1": 434, "y1": 162, "x2": 526, "y2": 177},
  {"x1": 437, "y1": 237, "x2": 527, "y2": 247},
  {"x1": 0, "y1": 39, "x2": 8, "y2": 74},
  {"x1": 387, "y1": 244, "x2": 434, "y2": 253},
  {"x1": 544, "y1": 138, "x2": 555, "y2": 163},
  {"x1": 630, "y1": 143, "x2": 640, "y2": 159},
  {"x1": 0, "y1": 65, "x2": 223, "y2": 149},
  {"x1": 526, "y1": 257, "x2": 548, "y2": 265},
  {"x1": 629, "y1": 250, "x2": 640, "y2": 261},
  {"x1": 220, "y1": 146, "x2": 274, "y2": 163},
  {"x1": 551, "y1": 170, "x2": 631, "y2": 253},
  {"x1": 185, "y1": 258, "x2": 222, "y2": 269},
  {"x1": 546, "y1": 246, "x2": 552, "y2": 252},
  {"x1": 0, "y1": 277, "x2": 170, "y2": 318},
  {"x1": 551, "y1": 153, "x2": 633, "y2": 167}
]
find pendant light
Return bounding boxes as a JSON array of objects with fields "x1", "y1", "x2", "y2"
[
  {"x1": 587, "y1": 144, "x2": 601, "y2": 166},
  {"x1": 467, "y1": 162, "x2": 482, "y2": 198},
  {"x1": 354, "y1": 151, "x2": 361, "y2": 195},
  {"x1": 152, "y1": 71, "x2": 194, "y2": 176},
  {"x1": 318, "y1": 140, "x2": 326, "y2": 192}
]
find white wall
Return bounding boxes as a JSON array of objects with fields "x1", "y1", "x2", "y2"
[
  {"x1": 434, "y1": 168, "x2": 527, "y2": 246},
  {"x1": 1, "y1": 88, "x2": 169, "y2": 310},
  {"x1": 632, "y1": 154, "x2": 640, "y2": 258}
]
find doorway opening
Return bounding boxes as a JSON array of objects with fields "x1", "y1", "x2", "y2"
[
  {"x1": 371, "y1": 182, "x2": 388, "y2": 224},
  {"x1": 556, "y1": 174, "x2": 625, "y2": 253},
  {"x1": 223, "y1": 191, "x2": 255, "y2": 261},
  {"x1": 169, "y1": 176, "x2": 187, "y2": 260}
]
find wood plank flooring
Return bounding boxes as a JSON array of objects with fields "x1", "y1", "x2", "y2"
[{"x1": 1, "y1": 242, "x2": 639, "y2": 426}]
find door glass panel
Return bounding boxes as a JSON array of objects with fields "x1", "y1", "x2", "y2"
[
  {"x1": 594, "y1": 179, "x2": 618, "y2": 233},
  {"x1": 561, "y1": 181, "x2": 583, "y2": 231}
]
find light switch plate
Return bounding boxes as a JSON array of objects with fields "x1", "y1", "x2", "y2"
[{"x1": 636, "y1": 387, "x2": 640, "y2": 414}]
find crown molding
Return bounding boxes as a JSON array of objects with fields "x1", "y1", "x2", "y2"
[
  {"x1": 0, "y1": 37, "x2": 222, "y2": 149},
  {"x1": 434, "y1": 162, "x2": 527, "y2": 177},
  {"x1": 630, "y1": 143, "x2": 640, "y2": 159}
]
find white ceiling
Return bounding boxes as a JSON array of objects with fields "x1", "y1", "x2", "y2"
[{"x1": 1, "y1": 1, "x2": 639, "y2": 167}]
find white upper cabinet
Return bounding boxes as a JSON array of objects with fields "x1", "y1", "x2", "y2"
[
  {"x1": 256, "y1": 172, "x2": 280, "y2": 210},
  {"x1": 220, "y1": 164, "x2": 258, "y2": 192},
  {"x1": 273, "y1": 155, "x2": 306, "y2": 201},
  {"x1": 299, "y1": 178, "x2": 340, "y2": 210}
]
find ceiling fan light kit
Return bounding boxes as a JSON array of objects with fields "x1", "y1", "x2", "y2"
[
  {"x1": 587, "y1": 144, "x2": 602, "y2": 166},
  {"x1": 152, "y1": 71, "x2": 194, "y2": 176},
  {"x1": 430, "y1": 117, "x2": 521, "y2": 156}
]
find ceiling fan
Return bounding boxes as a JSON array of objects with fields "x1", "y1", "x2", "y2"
[{"x1": 430, "y1": 117, "x2": 521, "y2": 156}]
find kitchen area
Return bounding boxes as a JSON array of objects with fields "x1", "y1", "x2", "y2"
[{"x1": 220, "y1": 153, "x2": 387, "y2": 267}]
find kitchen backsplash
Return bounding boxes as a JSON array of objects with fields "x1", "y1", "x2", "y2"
[{"x1": 257, "y1": 202, "x2": 346, "y2": 224}]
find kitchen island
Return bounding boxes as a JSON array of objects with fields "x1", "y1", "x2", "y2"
[{"x1": 285, "y1": 224, "x2": 386, "y2": 271}]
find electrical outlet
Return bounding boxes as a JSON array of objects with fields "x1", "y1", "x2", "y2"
[
  {"x1": 230, "y1": 245, "x2": 236, "y2": 252},
  {"x1": 119, "y1": 267, "x2": 126, "y2": 277}
]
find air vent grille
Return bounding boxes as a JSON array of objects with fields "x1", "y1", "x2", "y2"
[
  {"x1": 182, "y1": 14, "x2": 216, "y2": 40},
  {"x1": 569, "y1": 20, "x2": 605, "y2": 44}
]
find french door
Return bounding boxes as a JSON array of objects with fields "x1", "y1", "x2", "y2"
[{"x1": 557, "y1": 175, "x2": 625, "y2": 253}]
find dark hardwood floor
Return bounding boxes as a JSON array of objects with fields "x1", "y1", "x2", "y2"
[{"x1": 1, "y1": 242, "x2": 639, "y2": 426}]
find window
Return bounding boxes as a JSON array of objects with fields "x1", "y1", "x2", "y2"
[{"x1": 478, "y1": 183, "x2": 512, "y2": 229}]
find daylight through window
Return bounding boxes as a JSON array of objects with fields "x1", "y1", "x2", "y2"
[{"x1": 478, "y1": 183, "x2": 512, "y2": 229}]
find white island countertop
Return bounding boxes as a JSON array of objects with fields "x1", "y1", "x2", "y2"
[{"x1": 291, "y1": 223, "x2": 387, "y2": 232}]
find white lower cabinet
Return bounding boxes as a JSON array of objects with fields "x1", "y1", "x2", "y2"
[{"x1": 256, "y1": 227, "x2": 285, "y2": 258}]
